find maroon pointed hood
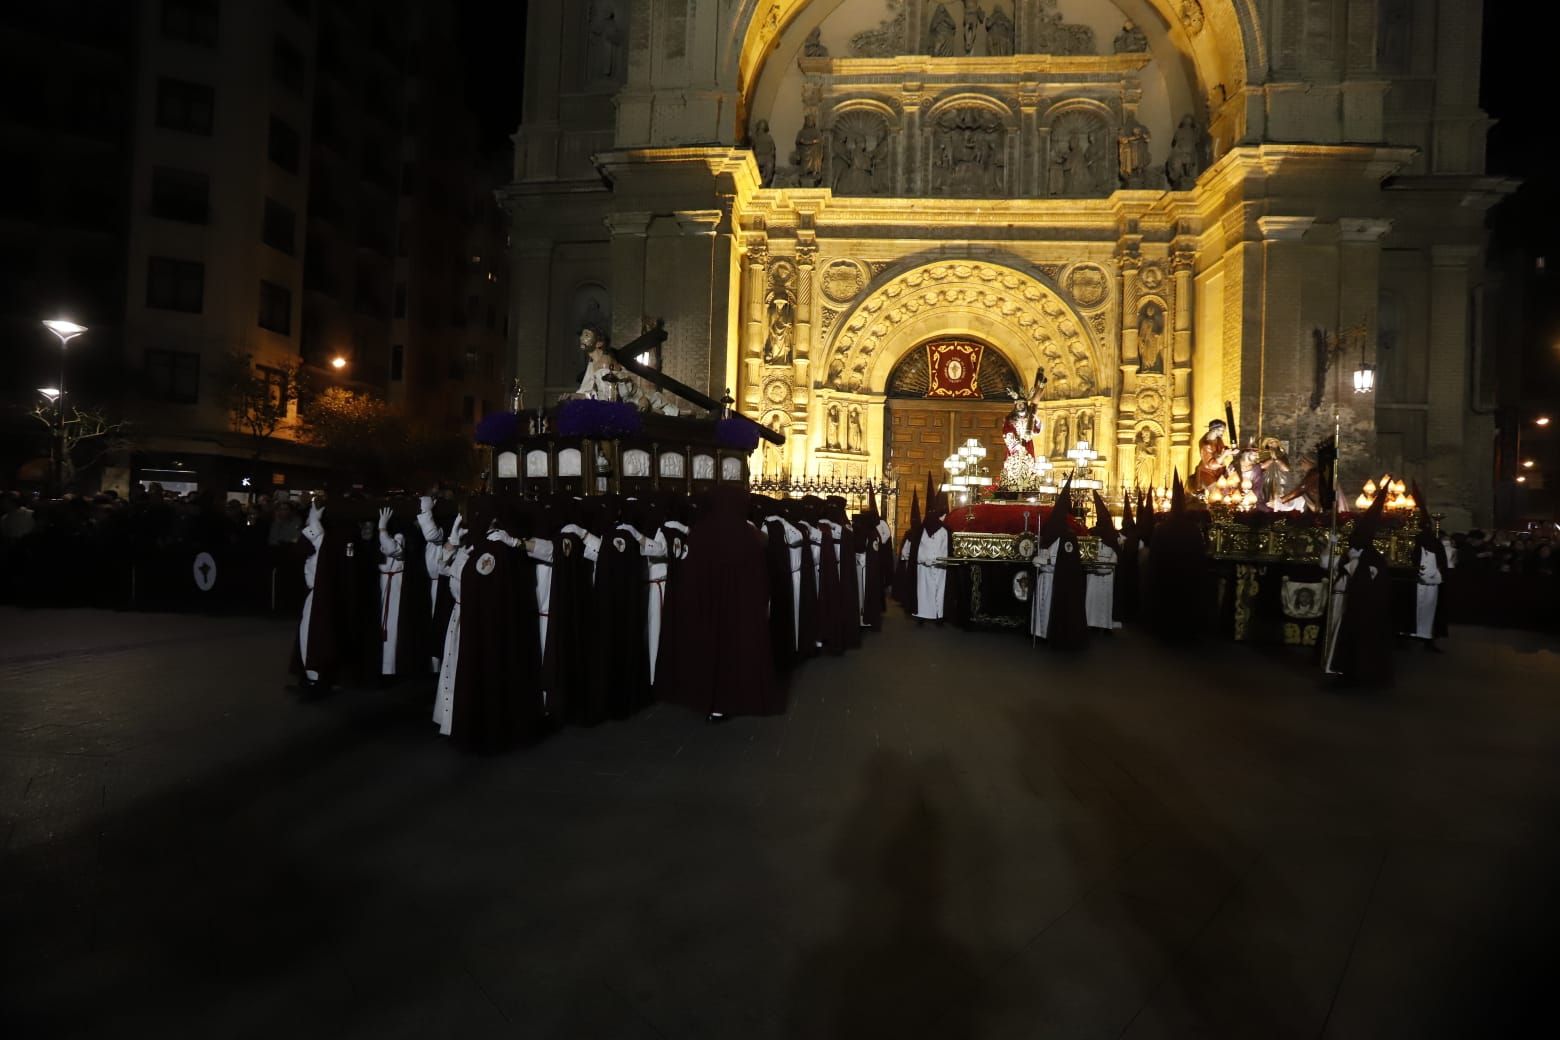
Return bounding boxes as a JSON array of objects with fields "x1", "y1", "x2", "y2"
[
  {"x1": 1041, "y1": 474, "x2": 1074, "y2": 547},
  {"x1": 1171, "y1": 470, "x2": 1186, "y2": 516},
  {"x1": 1349, "y1": 483, "x2": 1387, "y2": 549},
  {"x1": 907, "y1": 489, "x2": 921, "y2": 534}
]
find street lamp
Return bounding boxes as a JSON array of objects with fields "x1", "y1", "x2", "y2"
[
  {"x1": 1537, "y1": 416, "x2": 1553, "y2": 428},
  {"x1": 41, "y1": 320, "x2": 87, "y2": 495},
  {"x1": 330, "y1": 355, "x2": 348, "y2": 371}
]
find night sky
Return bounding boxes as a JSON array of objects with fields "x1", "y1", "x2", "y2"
[{"x1": 456, "y1": 0, "x2": 529, "y2": 146}]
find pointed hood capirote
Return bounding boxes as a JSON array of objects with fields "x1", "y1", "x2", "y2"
[
  {"x1": 1091, "y1": 490, "x2": 1119, "y2": 551},
  {"x1": 1170, "y1": 470, "x2": 1186, "y2": 516},
  {"x1": 1349, "y1": 483, "x2": 1387, "y2": 550},
  {"x1": 1041, "y1": 474, "x2": 1074, "y2": 547}
]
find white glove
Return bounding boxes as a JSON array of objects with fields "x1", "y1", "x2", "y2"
[
  {"x1": 418, "y1": 495, "x2": 434, "y2": 514},
  {"x1": 377, "y1": 506, "x2": 393, "y2": 531},
  {"x1": 448, "y1": 514, "x2": 465, "y2": 546}
]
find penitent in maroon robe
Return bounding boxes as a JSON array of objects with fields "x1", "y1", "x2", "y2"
[{"x1": 658, "y1": 488, "x2": 782, "y2": 717}]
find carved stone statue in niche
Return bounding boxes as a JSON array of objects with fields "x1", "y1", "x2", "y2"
[
  {"x1": 764, "y1": 262, "x2": 797, "y2": 366},
  {"x1": 1077, "y1": 409, "x2": 1094, "y2": 446},
  {"x1": 1113, "y1": 21, "x2": 1148, "y2": 54},
  {"x1": 926, "y1": 3, "x2": 957, "y2": 56},
  {"x1": 826, "y1": 403, "x2": 842, "y2": 450},
  {"x1": 763, "y1": 414, "x2": 788, "y2": 477},
  {"x1": 1134, "y1": 426, "x2": 1161, "y2": 488},
  {"x1": 1048, "y1": 111, "x2": 1111, "y2": 196},
  {"x1": 846, "y1": 406, "x2": 864, "y2": 452},
  {"x1": 932, "y1": 108, "x2": 1004, "y2": 196},
  {"x1": 585, "y1": 2, "x2": 623, "y2": 82},
  {"x1": 792, "y1": 114, "x2": 825, "y2": 188},
  {"x1": 962, "y1": 0, "x2": 987, "y2": 55},
  {"x1": 751, "y1": 119, "x2": 776, "y2": 186},
  {"x1": 803, "y1": 26, "x2": 828, "y2": 58},
  {"x1": 1049, "y1": 132, "x2": 1096, "y2": 196},
  {"x1": 986, "y1": 5, "x2": 1014, "y2": 56},
  {"x1": 1117, "y1": 120, "x2": 1152, "y2": 189},
  {"x1": 1165, "y1": 115, "x2": 1207, "y2": 191},
  {"x1": 831, "y1": 112, "x2": 893, "y2": 196},
  {"x1": 1138, "y1": 301, "x2": 1165, "y2": 373},
  {"x1": 1052, "y1": 415, "x2": 1070, "y2": 458}
]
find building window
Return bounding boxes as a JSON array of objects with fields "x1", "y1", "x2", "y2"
[
  {"x1": 144, "y1": 348, "x2": 201, "y2": 403},
  {"x1": 258, "y1": 365, "x2": 291, "y2": 413},
  {"x1": 268, "y1": 116, "x2": 300, "y2": 174},
  {"x1": 262, "y1": 198, "x2": 296, "y2": 255},
  {"x1": 258, "y1": 279, "x2": 292, "y2": 334},
  {"x1": 146, "y1": 257, "x2": 204, "y2": 313},
  {"x1": 482, "y1": 352, "x2": 495, "y2": 379},
  {"x1": 273, "y1": 36, "x2": 306, "y2": 93},
  {"x1": 161, "y1": 0, "x2": 218, "y2": 48},
  {"x1": 464, "y1": 348, "x2": 478, "y2": 376},
  {"x1": 393, "y1": 283, "x2": 406, "y2": 318},
  {"x1": 390, "y1": 344, "x2": 404, "y2": 381},
  {"x1": 150, "y1": 167, "x2": 209, "y2": 224},
  {"x1": 155, "y1": 78, "x2": 214, "y2": 136},
  {"x1": 462, "y1": 395, "x2": 475, "y2": 422}
]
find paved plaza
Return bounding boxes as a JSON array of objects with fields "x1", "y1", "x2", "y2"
[{"x1": 3, "y1": 607, "x2": 1558, "y2": 1038}]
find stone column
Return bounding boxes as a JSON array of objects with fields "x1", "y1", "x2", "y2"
[
  {"x1": 1427, "y1": 244, "x2": 1480, "y2": 525},
  {"x1": 509, "y1": 235, "x2": 554, "y2": 399},
  {"x1": 901, "y1": 84, "x2": 923, "y2": 196},
  {"x1": 1338, "y1": 218, "x2": 1392, "y2": 468},
  {"x1": 743, "y1": 240, "x2": 768, "y2": 411},
  {"x1": 1253, "y1": 215, "x2": 1315, "y2": 444},
  {"x1": 1171, "y1": 249, "x2": 1195, "y2": 368},
  {"x1": 1018, "y1": 81, "x2": 1041, "y2": 197},
  {"x1": 605, "y1": 210, "x2": 653, "y2": 355}
]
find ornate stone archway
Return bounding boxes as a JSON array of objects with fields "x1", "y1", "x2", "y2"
[
  {"x1": 803, "y1": 258, "x2": 1119, "y2": 488},
  {"x1": 824, "y1": 259, "x2": 1110, "y2": 399}
]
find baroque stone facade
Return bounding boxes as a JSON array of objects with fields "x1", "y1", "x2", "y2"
[{"x1": 502, "y1": 0, "x2": 1512, "y2": 527}]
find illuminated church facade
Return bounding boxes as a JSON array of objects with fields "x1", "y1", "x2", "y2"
[{"x1": 501, "y1": 0, "x2": 1508, "y2": 527}]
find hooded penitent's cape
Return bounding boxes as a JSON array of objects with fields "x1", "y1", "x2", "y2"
[
  {"x1": 1332, "y1": 489, "x2": 1394, "y2": 686},
  {"x1": 1040, "y1": 477, "x2": 1088, "y2": 648},
  {"x1": 1147, "y1": 472, "x2": 1210, "y2": 641}
]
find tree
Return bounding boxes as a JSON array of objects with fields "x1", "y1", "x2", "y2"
[
  {"x1": 29, "y1": 402, "x2": 133, "y2": 489},
  {"x1": 214, "y1": 350, "x2": 308, "y2": 462},
  {"x1": 301, "y1": 385, "x2": 480, "y2": 489}
]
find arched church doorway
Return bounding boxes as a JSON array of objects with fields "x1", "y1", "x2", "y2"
[{"x1": 885, "y1": 337, "x2": 1022, "y2": 542}]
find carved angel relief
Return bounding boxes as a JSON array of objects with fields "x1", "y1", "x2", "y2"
[
  {"x1": 830, "y1": 111, "x2": 894, "y2": 196},
  {"x1": 931, "y1": 107, "x2": 1005, "y2": 197}
]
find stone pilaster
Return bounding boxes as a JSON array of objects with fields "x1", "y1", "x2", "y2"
[
  {"x1": 605, "y1": 210, "x2": 653, "y2": 358},
  {"x1": 509, "y1": 236, "x2": 554, "y2": 400},
  {"x1": 1427, "y1": 244, "x2": 1481, "y2": 526},
  {"x1": 1253, "y1": 215, "x2": 1315, "y2": 445}
]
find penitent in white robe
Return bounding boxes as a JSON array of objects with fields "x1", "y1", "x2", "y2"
[
  {"x1": 298, "y1": 513, "x2": 325, "y2": 680},
  {"x1": 377, "y1": 529, "x2": 406, "y2": 675},
  {"x1": 1410, "y1": 546, "x2": 1443, "y2": 640},
  {"x1": 416, "y1": 508, "x2": 446, "y2": 672},
  {"x1": 1085, "y1": 543, "x2": 1120, "y2": 631},
  {"x1": 1031, "y1": 542, "x2": 1055, "y2": 638},
  {"x1": 432, "y1": 544, "x2": 469, "y2": 736},
  {"x1": 767, "y1": 515, "x2": 805, "y2": 650},
  {"x1": 914, "y1": 526, "x2": 950, "y2": 620},
  {"x1": 1321, "y1": 545, "x2": 1360, "y2": 675}
]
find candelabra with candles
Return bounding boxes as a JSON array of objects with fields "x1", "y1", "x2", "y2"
[
  {"x1": 1353, "y1": 475, "x2": 1416, "y2": 515},
  {"x1": 1065, "y1": 440, "x2": 1104, "y2": 491},
  {"x1": 1205, "y1": 471, "x2": 1259, "y2": 514},
  {"x1": 941, "y1": 438, "x2": 996, "y2": 519},
  {"x1": 748, "y1": 473, "x2": 899, "y2": 503}
]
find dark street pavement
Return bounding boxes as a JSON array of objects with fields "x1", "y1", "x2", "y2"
[{"x1": 3, "y1": 606, "x2": 1559, "y2": 1038}]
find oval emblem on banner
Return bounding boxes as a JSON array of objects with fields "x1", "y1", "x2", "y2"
[
  {"x1": 192, "y1": 552, "x2": 218, "y2": 592},
  {"x1": 475, "y1": 552, "x2": 497, "y2": 576},
  {"x1": 946, "y1": 358, "x2": 964, "y2": 382}
]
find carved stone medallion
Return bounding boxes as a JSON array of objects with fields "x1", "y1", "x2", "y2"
[
  {"x1": 1139, "y1": 263, "x2": 1166, "y2": 291},
  {"x1": 821, "y1": 259, "x2": 868, "y2": 304},
  {"x1": 763, "y1": 377, "x2": 791, "y2": 406},
  {"x1": 1179, "y1": 1, "x2": 1206, "y2": 36},
  {"x1": 1066, "y1": 264, "x2": 1109, "y2": 309},
  {"x1": 1136, "y1": 388, "x2": 1164, "y2": 417}
]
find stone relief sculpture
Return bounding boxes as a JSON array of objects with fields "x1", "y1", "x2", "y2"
[
  {"x1": 750, "y1": 119, "x2": 776, "y2": 186},
  {"x1": 764, "y1": 262, "x2": 797, "y2": 366},
  {"x1": 986, "y1": 6, "x2": 1014, "y2": 57},
  {"x1": 585, "y1": 1, "x2": 624, "y2": 82},
  {"x1": 962, "y1": 0, "x2": 987, "y2": 55},
  {"x1": 851, "y1": 0, "x2": 907, "y2": 58},
  {"x1": 1068, "y1": 339, "x2": 1096, "y2": 394},
  {"x1": 762, "y1": 413, "x2": 788, "y2": 477},
  {"x1": 846, "y1": 406, "x2": 864, "y2": 452},
  {"x1": 1113, "y1": 20, "x2": 1148, "y2": 53},
  {"x1": 1034, "y1": 7, "x2": 1097, "y2": 55},
  {"x1": 1051, "y1": 414, "x2": 1070, "y2": 458},
  {"x1": 926, "y1": 3, "x2": 958, "y2": 56},
  {"x1": 1137, "y1": 301, "x2": 1165, "y2": 373},
  {"x1": 1165, "y1": 115, "x2": 1207, "y2": 190},
  {"x1": 803, "y1": 26, "x2": 828, "y2": 58},
  {"x1": 1179, "y1": 1, "x2": 1206, "y2": 37},
  {"x1": 1077, "y1": 409, "x2": 1094, "y2": 446},
  {"x1": 932, "y1": 107, "x2": 1005, "y2": 196},
  {"x1": 1047, "y1": 111, "x2": 1112, "y2": 196},
  {"x1": 831, "y1": 111, "x2": 893, "y2": 196},
  {"x1": 826, "y1": 403, "x2": 842, "y2": 449},
  {"x1": 792, "y1": 114, "x2": 825, "y2": 188},
  {"x1": 1116, "y1": 120, "x2": 1152, "y2": 189}
]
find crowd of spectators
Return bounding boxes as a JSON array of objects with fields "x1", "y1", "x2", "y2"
[
  {"x1": 1445, "y1": 527, "x2": 1559, "y2": 631},
  {"x1": 0, "y1": 484, "x2": 314, "y2": 613}
]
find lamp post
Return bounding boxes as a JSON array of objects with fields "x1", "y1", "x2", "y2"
[{"x1": 41, "y1": 320, "x2": 87, "y2": 495}]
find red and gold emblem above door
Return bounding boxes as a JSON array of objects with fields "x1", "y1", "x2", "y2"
[{"x1": 926, "y1": 340, "x2": 984, "y2": 398}]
